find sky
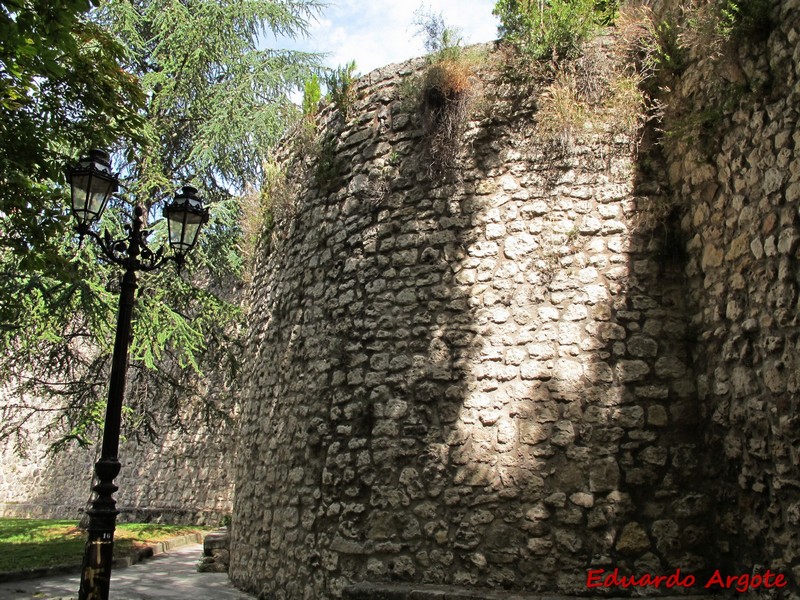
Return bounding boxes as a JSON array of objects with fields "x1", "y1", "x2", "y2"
[{"x1": 272, "y1": 0, "x2": 500, "y2": 75}]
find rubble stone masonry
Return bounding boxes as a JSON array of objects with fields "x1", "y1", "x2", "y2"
[
  {"x1": 230, "y1": 1, "x2": 800, "y2": 598},
  {"x1": 0, "y1": 398, "x2": 234, "y2": 525},
  {"x1": 666, "y1": 0, "x2": 800, "y2": 592}
]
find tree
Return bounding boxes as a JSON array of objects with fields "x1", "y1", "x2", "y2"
[
  {"x1": 0, "y1": 0, "x2": 144, "y2": 452},
  {"x1": 0, "y1": 0, "x2": 143, "y2": 288},
  {"x1": 0, "y1": 0, "x2": 323, "y2": 453}
]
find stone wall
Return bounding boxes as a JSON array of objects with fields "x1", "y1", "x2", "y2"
[
  {"x1": 666, "y1": 0, "x2": 800, "y2": 589},
  {"x1": 230, "y1": 42, "x2": 723, "y2": 597},
  {"x1": 0, "y1": 394, "x2": 234, "y2": 525}
]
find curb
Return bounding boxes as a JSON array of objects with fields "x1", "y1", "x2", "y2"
[
  {"x1": 114, "y1": 532, "x2": 205, "y2": 568},
  {"x1": 0, "y1": 532, "x2": 206, "y2": 583}
]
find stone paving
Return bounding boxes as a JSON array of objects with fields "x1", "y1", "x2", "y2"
[{"x1": 0, "y1": 544, "x2": 255, "y2": 600}]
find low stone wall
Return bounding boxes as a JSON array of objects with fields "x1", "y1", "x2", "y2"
[{"x1": 200, "y1": 528, "x2": 231, "y2": 573}]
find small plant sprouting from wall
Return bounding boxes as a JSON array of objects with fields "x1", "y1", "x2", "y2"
[
  {"x1": 302, "y1": 74, "x2": 322, "y2": 117},
  {"x1": 282, "y1": 65, "x2": 357, "y2": 194},
  {"x1": 292, "y1": 74, "x2": 322, "y2": 156},
  {"x1": 325, "y1": 61, "x2": 358, "y2": 120},
  {"x1": 615, "y1": 5, "x2": 685, "y2": 82},
  {"x1": 719, "y1": 0, "x2": 773, "y2": 42},
  {"x1": 408, "y1": 6, "x2": 485, "y2": 177},
  {"x1": 679, "y1": 0, "x2": 774, "y2": 58}
]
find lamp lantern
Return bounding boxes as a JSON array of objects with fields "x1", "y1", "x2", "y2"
[
  {"x1": 67, "y1": 149, "x2": 119, "y2": 228},
  {"x1": 163, "y1": 185, "x2": 210, "y2": 260}
]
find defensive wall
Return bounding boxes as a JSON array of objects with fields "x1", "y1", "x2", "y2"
[
  {"x1": 0, "y1": 387, "x2": 234, "y2": 525},
  {"x1": 229, "y1": 1, "x2": 800, "y2": 598}
]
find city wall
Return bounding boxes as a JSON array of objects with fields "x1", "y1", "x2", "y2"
[{"x1": 229, "y1": 1, "x2": 800, "y2": 597}]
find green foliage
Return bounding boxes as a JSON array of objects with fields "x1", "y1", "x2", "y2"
[
  {"x1": 0, "y1": 0, "x2": 144, "y2": 451},
  {"x1": 0, "y1": 0, "x2": 323, "y2": 453},
  {"x1": 325, "y1": 60, "x2": 358, "y2": 119},
  {"x1": 302, "y1": 74, "x2": 322, "y2": 117},
  {"x1": 297, "y1": 74, "x2": 322, "y2": 154},
  {"x1": 720, "y1": 0, "x2": 773, "y2": 41},
  {"x1": 493, "y1": 0, "x2": 617, "y2": 60},
  {"x1": 684, "y1": 0, "x2": 774, "y2": 49},
  {"x1": 97, "y1": 0, "x2": 322, "y2": 195},
  {"x1": 0, "y1": 0, "x2": 144, "y2": 337},
  {"x1": 615, "y1": 5, "x2": 686, "y2": 89},
  {"x1": 651, "y1": 17, "x2": 685, "y2": 75},
  {"x1": 593, "y1": 0, "x2": 618, "y2": 25}
]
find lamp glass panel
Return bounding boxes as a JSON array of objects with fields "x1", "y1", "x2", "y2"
[
  {"x1": 86, "y1": 176, "x2": 114, "y2": 217},
  {"x1": 167, "y1": 213, "x2": 199, "y2": 252},
  {"x1": 71, "y1": 172, "x2": 114, "y2": 225},
  {"x1": 70, "y1": 173, "x2": 91, "y2": 221},
  {"x1": 180, "y1": 221, "x2": 201, "y2": 250},
  {"x1": 167, "y1": 213, "x2": 183, "y2": 246}
]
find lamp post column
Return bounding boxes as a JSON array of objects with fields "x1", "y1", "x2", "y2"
[
  {"x1": 78, "y1": 206, "x2": 144, "y2": 600},
  {"x1": 67, "y1": 149, "x2": 209, "y2": 599}
]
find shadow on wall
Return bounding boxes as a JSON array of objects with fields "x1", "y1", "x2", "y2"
[{"x1": 229, "y1": 53, "x2": 714, "y2": 599}]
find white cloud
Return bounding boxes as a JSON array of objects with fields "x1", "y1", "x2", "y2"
[{"x1": 272, "y1": 0, "x2": 499, "y2": 74}]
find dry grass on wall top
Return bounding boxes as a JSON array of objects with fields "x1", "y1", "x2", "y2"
[
  {"x1": 612, "y1": 0, "x2": 777, "y2": 153},
  {"x1": 241, "y1": 9, "x2": 685, "y2": 257},
  {"x1": 237, "y1": 13, "x2": 680, "y2": 262},
  {"x1": 532, "y1": 40, "x2": 649, "y2": 154},
  {"x1": 238, "y1": 160, "x2": 297, "y2": 274},
  {"x1": 421, "y1": 58, "x2": 471, "y2": 107},
  {"x1": 496, "y1": 0, "x2": 776, "y2": 161},
  {"x1": 415, "y1": 48, "x2": 489, "y2": 178}
]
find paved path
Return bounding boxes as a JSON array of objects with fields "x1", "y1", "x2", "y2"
[{"x1": 0, "y1": 545, "x2": 255, "y2": 600}]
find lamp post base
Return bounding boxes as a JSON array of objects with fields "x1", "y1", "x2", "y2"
[
  {"x1": 78, "y1": 457, "x2": 121, "y2": 600},
  {"x1": 78, "y1": 535, "x2": 115, "y2": 600}
]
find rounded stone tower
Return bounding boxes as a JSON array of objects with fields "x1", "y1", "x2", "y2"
[{"x1": 229, "y1": 41, "x2": 718, "y2": 598}]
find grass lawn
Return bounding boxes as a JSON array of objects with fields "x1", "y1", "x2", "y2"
[{"x1": 0, "y1": 518, "x2": 213, "y2": 573}]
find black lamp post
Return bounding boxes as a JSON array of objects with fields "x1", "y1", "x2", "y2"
[{"x1": 66, "y1": 149, "x2": 209, "y2": 600}]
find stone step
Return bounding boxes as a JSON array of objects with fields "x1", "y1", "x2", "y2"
[{"x1": 199, "y1": 527, "x2": 230, "y2": 573}]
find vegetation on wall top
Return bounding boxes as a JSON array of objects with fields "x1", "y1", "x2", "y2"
[
  {"x1": 406, "y1": 7, "x2": 488, "y2": 178},
  {"x1": 325, "y1": 61, "x2": 359, "y2": 121},
  {"x1": 494, "y1": 0, "x2": 618, "y2": 60}
]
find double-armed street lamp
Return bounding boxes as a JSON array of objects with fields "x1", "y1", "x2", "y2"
[{"x1": 66, "y1": 149, "x2": 209, "y2": 600}]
